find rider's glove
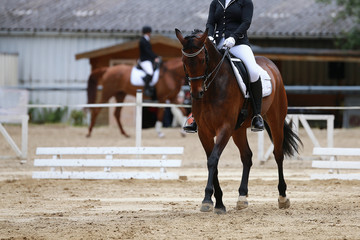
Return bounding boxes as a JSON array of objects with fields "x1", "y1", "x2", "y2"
[{"x1": 223, "y1": 37, "x2": 235, "y2": 48}]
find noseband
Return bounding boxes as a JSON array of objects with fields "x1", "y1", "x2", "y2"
[{"x1": 182, "y1": 44, "x2": 229, "y2": 91}]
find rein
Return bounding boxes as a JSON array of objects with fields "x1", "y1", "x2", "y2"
[{"x1": 182, "y1": 45, "x2": 229, "y2": 91}]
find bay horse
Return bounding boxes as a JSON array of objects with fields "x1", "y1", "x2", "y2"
[
  {"x1": 175, "y1": 28, "x2": 302, "y2": 214},
  {"x1": 86, "y1": 58, "x2": 186, "y2": 138}
]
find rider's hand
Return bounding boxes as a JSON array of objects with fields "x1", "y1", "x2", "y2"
[
  {"x1": 223, "y1": 37, "x2": 235, "y2": 48},
  {"x1": 155, "y1": 57, "x2": 160, "y2": 63},
  {"x1": 208, "y1": 36, "x2": 215, "y2": 43}
]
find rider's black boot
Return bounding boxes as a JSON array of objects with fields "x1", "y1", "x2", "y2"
[
  {"x1": 183, "y1": 119, "x2": 197, "y2": 133},
  {"x1": 250, "y1": 78, "x2": 264, "y2": 132},
  {"x1": 143, "y1": 74, "x2": 154, "y2": 97}
]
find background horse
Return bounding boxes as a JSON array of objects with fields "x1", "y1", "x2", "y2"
[
  {"x1": 176, "y1": 28, "x2": 302, "y2": 214},
  {"x1": 86, "y1": 58, "x2": 186, "y2": 138}
]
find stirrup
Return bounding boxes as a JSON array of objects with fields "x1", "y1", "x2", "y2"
[
  {"x1": 251, "y1": 114, "x2": 264, "y2": 132},
  {"x1": 183, "y1": 125, "x2": 197, "y2": 133},
  {"x1": 183, "y1": 116, "x2": 197, "y2": 133}
]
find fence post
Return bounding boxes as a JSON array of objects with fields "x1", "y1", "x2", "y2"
[{"x1": 135, "y1": 90, "x2": 143, "y2": 147}]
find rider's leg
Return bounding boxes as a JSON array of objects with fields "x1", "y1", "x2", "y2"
[
  {"x1": 230, "y1": 44, "x2": 264, "y2": 131},
  {"x1": 139, "y1": 60, "x2": 154, "y2": 97},
  {"x1": 143, "y1": 74, "x2": 153, "y2": 97},
  {"x1": 249, "y1": 78, "x2": 264, "y2": 131}
]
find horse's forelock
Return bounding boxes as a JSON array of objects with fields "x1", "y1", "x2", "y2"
[
  {"x1": 185, "y1": 29, "x2": 204, "y2": 39},
  {"x1": 183, "y1": 29, "x2": 204, "y2": 49}
]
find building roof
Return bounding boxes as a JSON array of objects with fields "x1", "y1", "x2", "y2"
[
  {"x1": 75, "y1": 35, "x2": 182, "y2": 61},
  {"x1": 0, "y1": 0, "x2": 355, "y2": 39}
]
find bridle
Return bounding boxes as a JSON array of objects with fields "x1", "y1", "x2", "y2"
[{"x1": 182, "y1": 43, "x2": 229, "y2": 91}]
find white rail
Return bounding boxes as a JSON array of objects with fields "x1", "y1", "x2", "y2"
[
  {"x1": 12, "y1": 90, "x2": 360, "y2": 162},
  {"x1": 257, "y1": 114, "x2": 335, "y2": 162}
]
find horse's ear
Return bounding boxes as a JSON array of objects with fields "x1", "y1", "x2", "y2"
[
  {"x1": 175, "y1": 28, "x2": 186, "y2": 46},
  {"x1": 198, "y1": 28, "x2": 209, "y2": 44}
]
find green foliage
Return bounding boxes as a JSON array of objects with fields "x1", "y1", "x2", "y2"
[
  {"x1": 336, "y1": 28, "x2": 360, "y2": 49},
  {"x1": 29, "y1": 107, "x2": 68, "y2": 124},
  {"x1": 317, "y1": 0, "x2": 360, "y2": 49},
  {"x1": 70, "y1": 109, "x2": 85, "y2": 126}
]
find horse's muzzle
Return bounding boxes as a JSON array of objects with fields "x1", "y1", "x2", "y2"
[{"x1": 191, "y1": 90, "x2": 204, "y2": 99}]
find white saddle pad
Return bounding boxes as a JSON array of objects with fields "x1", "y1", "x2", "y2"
[
  {"x1": 229, "y1": 58, "x2": 272, "y2": 98},
  {"x1": 130, "y1": 67, "x2": 160, "y2": 87}
]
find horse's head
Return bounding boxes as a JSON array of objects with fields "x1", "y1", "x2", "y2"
[{"x1": 175, "y1": 28, "x2": 209, "y2": 99}]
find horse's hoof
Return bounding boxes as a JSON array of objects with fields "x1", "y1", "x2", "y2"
[
  {"x1": 86, "y1": 134, "x2": 91, "y2": 138},
  {"x1": 278, "y1": 196, "x2": 290, "y2": 209},
  {"x1": 157, "y1": 132, "x2": 165, "y2": 138},
  {"x1": 180, "y1": 129, "x2": 186, "y2": 137},
  {"x1": 200, "y1": 202, "x2": 213, "y2": 212},
  {"x1": 214, "y1": 207, "x2": 226, "y2": 215},
  {"x1": 236, "y1": 195, "x2": 248, "y2": 210}
]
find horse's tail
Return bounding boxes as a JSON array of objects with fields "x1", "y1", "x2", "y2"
[
  {"x1": 264, "y1": 120, "x2": 303, "y2": 157},
  {"x1": 87, "y1": 67, "x2": 108, "y2": 104}
]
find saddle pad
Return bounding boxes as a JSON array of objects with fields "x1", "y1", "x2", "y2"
[
  {"x1": 130, "y1": 67, "x2": 160, "y2": 87},
  {"x1": 229, "y1": 58, "x2": 272, "y2": 98}
]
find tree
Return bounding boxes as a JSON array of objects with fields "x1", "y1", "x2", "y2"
[{"x1": 317, "y1": 0, "x2": 360, "y2": 49}]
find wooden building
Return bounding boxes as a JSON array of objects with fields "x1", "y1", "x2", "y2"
[{"x1": 76, "y1": 35, "x2": 182, "y2": 68}]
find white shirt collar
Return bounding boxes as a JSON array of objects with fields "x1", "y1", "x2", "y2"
[
  {"x1": 144, "y1": 35, "x2": 150, "y2": 41},
  {"x1": 225, "y1": 0, "x2": 231, "y2": 8}
]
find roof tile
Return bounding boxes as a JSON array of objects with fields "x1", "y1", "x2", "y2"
[{"x1": 0, "y1": 0, "x2": 355, "y2": 38}]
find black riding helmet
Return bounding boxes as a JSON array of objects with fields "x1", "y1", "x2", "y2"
[{"x1": 142, "y1": 26, "x2": 152, "y2": 34}]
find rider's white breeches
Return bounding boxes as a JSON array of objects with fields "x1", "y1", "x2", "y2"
[
  {"x1": 139, "y1": 60, "x2": 154, "y2": 76},
  {"x1": 217, "y1": 39, "x2": 260, "y2": 83}
]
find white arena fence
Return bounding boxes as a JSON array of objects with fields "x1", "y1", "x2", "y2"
[
  {"x1": 26, "y1": 91, "x2": 355, "y2": 163},
  {"x1": 311, "y1": 147, "x2": 360, "y2": 180},
  {"x1": 0, "y1": 88, "x2": 29, "y2": 160},
  {"x1": 3, "y1": 90, "x2": 360, "y2": 174},
  {"x1": 32, "y1": 146, "x2": 184, "y2": 180}
]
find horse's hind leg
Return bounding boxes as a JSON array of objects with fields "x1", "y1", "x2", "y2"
[
  {"x1": 266, "y1": 116, "x2": 290, "y2": 209},
  {"x1": 114, "y1": 92, "x2": 130, "y2": 138},
  {"x1": 155, "y1": 108, "x2": 165, "y2": 138},
  {"x1": 86, "y1": 107, "x2": 101, "y2": 138},
  {"x1": 232, "y1": 128, "x2": 252, "y2": 210}
]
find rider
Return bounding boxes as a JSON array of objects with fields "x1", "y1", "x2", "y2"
[
  {"x1": 183, "y1": 0, "x2": 264, "y2": 133},
  {"x1": 139, "y1": 25, "x2": 160, "y2": 97}
]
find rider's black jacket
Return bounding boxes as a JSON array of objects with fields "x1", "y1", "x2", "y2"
[
  {"x1": 206, "y1": 0, "x2": 253, "y2": 46},
  {"x1": 139, "y1": 36, "x2": 158, "y2": 62}
]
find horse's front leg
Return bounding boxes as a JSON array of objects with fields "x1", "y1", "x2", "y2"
[
  {"x1": 199, "y1": 130, "x2": 231, "y2": 214},
  {"x1": 213, "y1": 168, "x2": 226, "y2": 214},
  {"x1": 200, "y1": 151, "x2": 221, "y2": 213},
  {"x1": 232, "y1": 129, "x2": 253, "y2": 210}
]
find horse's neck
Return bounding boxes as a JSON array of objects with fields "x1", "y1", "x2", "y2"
[
  {"x1": 206, "y1": 42, "x2": 223, "y2": 69},
  {"x1": 205, "y1": 42, "x2": 240, "y2": 101},
  {"x1": 207, "y1": 43, "x2": 232, "y2": 83}
]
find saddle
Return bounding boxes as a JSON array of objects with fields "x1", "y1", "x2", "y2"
[
  {"x1": 225, "y1": 52, "x2": 272, "y2": 98},
  {"x1": 228, "y1": 54, "x2": 250, "y2": 92}
]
